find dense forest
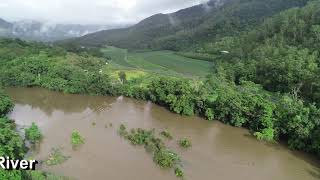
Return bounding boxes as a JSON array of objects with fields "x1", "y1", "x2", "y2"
[{"x1": 1, "y1": 0, "x2": 320, "y2": 178}]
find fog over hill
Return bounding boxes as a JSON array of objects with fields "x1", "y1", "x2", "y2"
[
  {"x1": 0, "y1": 0, "x2": 210, "y2": 41},
  {"x1": 0, "y1": 18, "x2": 129, "y2": 41}
]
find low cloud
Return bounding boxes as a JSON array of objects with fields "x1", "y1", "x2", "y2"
[{"x1": 0, "y1": 0, "x2": 209, "y2": 24}]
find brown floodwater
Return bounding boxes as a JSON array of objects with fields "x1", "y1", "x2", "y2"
[{"x1": 6, "y1": 87, "x2": 320, "y2": 180}]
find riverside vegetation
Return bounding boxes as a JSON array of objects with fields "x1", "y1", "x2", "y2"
[
  {"x1": 0, "y1": 90, "x2": 68, "y2": 179},
  {"x1": 1, "y1": 26, "x2": 320, "y2": 160}
]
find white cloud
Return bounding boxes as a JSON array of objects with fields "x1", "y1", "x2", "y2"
[{"x1": 0, "y1": 0, "x2": 209, "y2": 24}]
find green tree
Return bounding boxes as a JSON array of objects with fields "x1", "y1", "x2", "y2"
[{"x1": 25, "y1": 122, "x2": 42, "y2": 144}]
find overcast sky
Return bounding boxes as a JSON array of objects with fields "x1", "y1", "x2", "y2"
[{"x1": 0, "y1": 0, "x2": 209, "y2": 24}]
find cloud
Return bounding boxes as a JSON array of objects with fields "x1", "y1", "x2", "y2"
[{"x1": 0, "y1": 0, "x2": 209, "y2": 24}]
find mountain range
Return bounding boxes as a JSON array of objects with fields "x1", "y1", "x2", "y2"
[
  {"x1": 65, "y1": 0, "x2": 310, "y2": 50},
  {"x1": 0, "y1": 18, "x2": 129, "y2": 42}
]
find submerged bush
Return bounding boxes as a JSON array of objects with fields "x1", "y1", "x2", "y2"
[
  {"x1": 118, "y1": 125, "x2": 184, "y2": 178},
  {"x1": 160, "y1": 130, "x2": 173, "y2": 140},
  {"x1": 71, "y1": 130, "x2": 85, "y2": 149},
  {"x1": 154, "y1": 149, "x2": 181, "y2": 169},
  {"x1": 127, "y1": 128, "x2": 155, "y2": 145},
  {"x1": 118, "y1": 124, "x2": 128, "y2": 137},
  {"x1": 25, "y1": 122, "x2": 42, "y2": 144},
  {"x1": 178, "y1": 138, "x2": 192, "y2": 149},
  {"x1": 45, "y1": 148, "x2": 70, "y2": 166},
  {"x1": 174, "y1": 166, "x2": 184, "y2": 178}
]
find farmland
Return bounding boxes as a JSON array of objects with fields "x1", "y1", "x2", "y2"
[{"x1": 101, "y1": 46, "x2": 213, "y2": 77}]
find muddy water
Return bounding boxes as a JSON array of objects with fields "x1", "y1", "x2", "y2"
[{"x1": 6, "y1": 87, "x2": 320, "y2": 180}]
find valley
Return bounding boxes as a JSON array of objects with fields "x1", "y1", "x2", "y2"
[{"x1": 1, "y1": 0, "x2": 320, "y2": 179}]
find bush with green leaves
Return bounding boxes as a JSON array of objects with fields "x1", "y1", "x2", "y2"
[
  {"x1": 0, "y1": 117, "x2": 26, "y2": 159},
  {"x1": 178, "y1": 138, "x2": 192, "y2": 149},
  {"x1": 153, "y1": 149, "x2": 181, "y2": 169},
  {"x1": 0, "y1": 90, "x2": 14, "y2": 117},
  {"x1": 174, "y1": 166, "x2": 184, "y2": 178},
  {"x1": 25, "y1": 122, "x2": 42, "y2": 143},
  {"x1": 71, "y1": 130, "x2": 85, "y2": 149}
]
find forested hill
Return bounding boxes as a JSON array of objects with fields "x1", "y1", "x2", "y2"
[{"x1": 63, "y1": 0, "x2": 310, "y2": 50}]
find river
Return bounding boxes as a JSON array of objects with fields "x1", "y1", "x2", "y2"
[{"x1": 6, "y1": 87, "x2": 320, "y2": 180}]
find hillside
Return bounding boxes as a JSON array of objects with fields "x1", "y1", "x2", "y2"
[{"x1": 65, "y1": 0, "x2": 310, "y2": 50}]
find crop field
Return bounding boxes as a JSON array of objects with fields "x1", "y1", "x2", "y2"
[
  {"x1": 101, "y1": 46, "x2": 134, "y2": 68},
  {"x1": 101, "y1": 46, "x2": 213, "y2": 77}
]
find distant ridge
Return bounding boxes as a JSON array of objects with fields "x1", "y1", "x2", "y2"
[{"x1": 64, "y1": 0, "x2": 309, "y2": 50}]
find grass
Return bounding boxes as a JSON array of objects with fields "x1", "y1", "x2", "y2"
[
  {"x1": 111, "y1": 70, "x2": 147, "y2": 81},
  {"x1": 101, "y1": 46, "x2": 212, "y2": 77},
  {"x1": 130, "y1": 51, "x2": 212, "y2": 77},
  {"x1": 101, "y1": 46, "x2": 134, "y2": 68}
]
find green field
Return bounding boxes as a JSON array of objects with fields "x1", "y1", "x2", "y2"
[{"x1": 101, "y1": 46, "x2": 213, "y2": 77}]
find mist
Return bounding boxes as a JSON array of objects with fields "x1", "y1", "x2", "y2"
[{"x1": 0, "y1": 0, "x2": 209, "y2": 25}]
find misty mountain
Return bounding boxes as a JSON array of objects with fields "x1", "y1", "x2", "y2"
[
  {"x1": 65, "y1": 0, "x2": 310, "y2": 50},
  {"x1": 0, "y1": 18, "x2": 12, "y2": 36},
  {"x1": 0, "y1": 18, "x2": 12, "y2": 29},
  {"x1": 0, "y1": 18, "x2": 129, "y2": 42}
]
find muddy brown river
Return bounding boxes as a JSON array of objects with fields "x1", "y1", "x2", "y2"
[{"x1": 6, "y1": 87, "x2": 320, "y2": 180}]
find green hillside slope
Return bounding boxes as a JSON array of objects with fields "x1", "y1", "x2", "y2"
[{"x1": 63, "y1": 0, "x2": 309, "y2": 50}]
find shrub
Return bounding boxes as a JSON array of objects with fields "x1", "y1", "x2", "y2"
[
  {"x1": 153, "y1": 149, "x2": 181, "y2": 169},
  {"x1": 118, "y1": 124, "x2": 128, "y2": 137},
  {"x1": 0, "y1": 118, "x2": 26, "y2": 159},
  {"x1": 205, "y1": 108, "x2": 214, "y2": 121},
  {"x1": 174, "y1": 166, "x2": 184, "y2": 178},
  {"x1": 160, "y1": 130, "x2": 173, "y2": 140},
  {"x1": 254, "y1": 128, "x2": 275, "y2": 142},
  {"x1": 25, "y1": 122, "x2": 42, "y2": 144},
  {"x1": 71, "y1": 130, "x2": 85, "y2": 149},
  {"x1": 0, "y1": 90, "x2": 14, "y2": 116},
  {"x1": 45, "y1": 148, "x2": 70, "y2": 166},
  {"x1": 178, "y1": 138, "x2": 192, "y2": 149}
]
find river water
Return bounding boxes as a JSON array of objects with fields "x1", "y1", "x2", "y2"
[{"x1": 6, "y1": 87, "x2": 320, "y2": 180}]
